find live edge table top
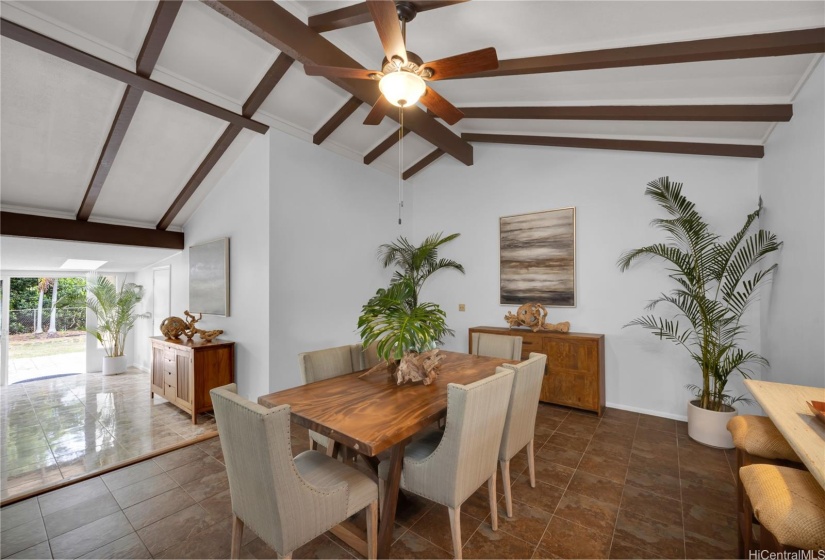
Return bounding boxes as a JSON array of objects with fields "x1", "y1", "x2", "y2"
[{"x1": 258, "y1": 351, "x2": 514, "y2": 457}]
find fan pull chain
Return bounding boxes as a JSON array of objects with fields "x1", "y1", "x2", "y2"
[{"x1": 398, "y1": 108, "x2": 403, "y2": 225}]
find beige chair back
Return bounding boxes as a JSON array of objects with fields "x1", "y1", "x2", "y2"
[
  {"x1": 403, "y1": 369, "x2": 514, "y2": 508},
  {"x1": 298, "y1": 344, "x2": 363, "y2": 384},
  {"x1": 471, "y1": 332, "x2": 523, "y2": 361},
  {"x1": 498, "y1": 353, "x2": 547, "y2": 461},
  {"x1": 363, "y1": 342, "x2": 383, "y2": 370},
  {"x1": 210, "y1": 384, "x2": 348, "y2": 555}
]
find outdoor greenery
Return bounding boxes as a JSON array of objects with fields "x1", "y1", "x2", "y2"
[
  {"x1": 86, "y1": 276, "x2": 144, "y2": 358},
  {"x1": 8, "y1": 277, "x2": 87, "y2": 335},
  {"x1": 359, "y1": 232, "x2": 464, "y2": 361},
  {"x1": 618, "y1": 177, "x2": 781, "y2": 412}
]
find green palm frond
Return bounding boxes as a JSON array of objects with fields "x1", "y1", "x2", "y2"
[
  {"x1": 85, "y1": 277, "x2": 144, "y2": 357},
  {"x1": 619, "y1": 177, "x2": 781, "y2": 411}
]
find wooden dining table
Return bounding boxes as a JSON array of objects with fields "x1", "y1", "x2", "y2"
[
  {"x1": 258, "y1": 350, "x2": 514, "y2": 558},
  {"x1": 744, "y1": 379, "x2": 825, "y2": 488}
]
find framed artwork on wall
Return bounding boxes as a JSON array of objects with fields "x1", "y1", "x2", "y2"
[
  {"x1": 189, "y1": 238, "x2": 230, "y2": 316},
  {"x1": 500, "y1": 207, "x2": 576, "y2": 307}
]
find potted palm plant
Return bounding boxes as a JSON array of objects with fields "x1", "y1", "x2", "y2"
[
  {"x1": 86, "y1": 276, "x2": 144, "y2": 376},
  {"x1": 618, "y1": 177, "x2": 781, "y2": 448},
  {"x1": 358, "y1": 233, "x2": 464, "y2": 383}
]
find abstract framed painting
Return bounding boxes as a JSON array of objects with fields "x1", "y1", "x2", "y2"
[
  {"x1": 500, "y1": 207, "x2": 576, "y2": 307},
  {"x1": 189, "y1": 238, "x2": 230, "y2": 316}
]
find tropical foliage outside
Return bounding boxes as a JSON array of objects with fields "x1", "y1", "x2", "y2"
[{"x1": 618, "y1": 177, "x2": 781, "y2": 411}]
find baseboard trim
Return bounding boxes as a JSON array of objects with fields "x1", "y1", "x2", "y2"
[
  {"x1": 0, "y1": 432, "x2": 218, "y2": 508},
  {"x1": 606, "y1": 402, "x2": 688, "y2": 422}
]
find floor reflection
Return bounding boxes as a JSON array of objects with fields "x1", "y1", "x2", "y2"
[{"x1": 0, "y1": 368, "x2": 217, "y2": 500}]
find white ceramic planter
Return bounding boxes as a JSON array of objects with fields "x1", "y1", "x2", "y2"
[
  {"x1": 687, "y1": 399, "x2": 737, "y2": 449},
  {"x1": 102, "y1": 355, "x2": 127, "y2": 376}
]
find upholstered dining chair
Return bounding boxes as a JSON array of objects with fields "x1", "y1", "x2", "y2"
[
  {"x1": 362, "y1": 342, "x2": 383, "y2": 370},
  {"x1": 298, "y1": 344, "x2": 364, "y2": 454},
  {"x1": 378, "y1": 369, "x2": 515, "y2": 560},
  {"x1": 210, "y1": 384, "x2": 378, "y2": 560},
  {"x1": 471, "y1": 332, "x2": 523, "y2": 360},
  {"x1": 497, "y1": 352, "x2": 548, "y2": 517}
]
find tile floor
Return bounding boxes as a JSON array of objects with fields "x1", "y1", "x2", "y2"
[
  {"x1": 0, "y1": 369, "x2": 217, "y2": 501},
  {"x1": 8, "y1": 352, "x2": 86, "y2": 385},
  {"x1": 0, "y1": 405, "x2": 739, "y2": 559}
]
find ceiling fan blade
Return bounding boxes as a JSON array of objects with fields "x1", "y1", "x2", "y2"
[
  {"x1": 304, "y1": 65, "x2": 378, "y2": 81},
  {"x1": 420, "y1": 47, "x2": 499, "y2": 81},
  {"x1": 419, "y1": 86, "x2": 464, "y2": 125},
  {"x1": 364, "y1": 96, "x2": 394, "y2": 125},
  {"x1": 366, "y1": 0, "x2": 407, "y2": 65}
]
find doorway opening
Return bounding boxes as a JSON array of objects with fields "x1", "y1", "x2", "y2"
[{"x1": 7, "y1": 276, "x2": 87, "y2": 384}]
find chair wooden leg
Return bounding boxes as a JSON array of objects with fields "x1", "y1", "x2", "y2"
[
  {"x1": 500, "y1": 460, "x2": 513, "y2": 518},
  {"x1": 366, "y1": 500, "x2": 378, "y2": 559},
  {"x1": 448, "y1": 506, "x2": 462, "y2": 560},
  {"x1": 326, "y1": 440, "x2": 339, "y2": 458},
  {"x1": 309, "y1": 435, "x2": 317, "y2": 451},
  {"x1": 488, "y1": 472, "x2": 498, "y2": 531},
  {"x1": 378, "y1": 478, "x2": 385, "y2": 515},
  {"x1": 742, "y1": 486, "x2": 755, "y2": 556},
  {"x1": 527, "y1": 438, "x2": 536, "y2": 488},
  {"x1": 230, "y1": 515, "x2": 244, "y2": 559}
]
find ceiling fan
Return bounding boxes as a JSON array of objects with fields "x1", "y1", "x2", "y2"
[{"x1": 304, "y1": 0, "x2": 499, "y2": 126}]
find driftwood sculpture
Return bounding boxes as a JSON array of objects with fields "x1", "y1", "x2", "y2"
[
  {"x1": 504, "y1": 303, "x2": 570, "y2": 333},
  {"x1": 360, "y1": 348, "x2": 443, "y2": 385},
  {"x1": 159, "y1": 312, "x2": 223, "y2": 342},
  {"x1": 183, "y1": 311, "x2": 224, "y2": 342},
  {"x1": 160, "y1": 316, "x2": 187, "y2": 340}
]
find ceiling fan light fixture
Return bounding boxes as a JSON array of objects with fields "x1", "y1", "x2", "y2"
[{"x1": 379, "y1": 70, "x2": 425, "y2": 107}]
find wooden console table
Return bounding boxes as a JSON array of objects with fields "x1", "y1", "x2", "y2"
[
  {"x1": 469, "y1": 326, "x2": 605, "y2": 415},
  {"x1": 150, "y1": 336, "x2": 235, "y2": 424}
]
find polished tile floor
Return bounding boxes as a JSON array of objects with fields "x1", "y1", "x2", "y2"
[
  {"x1": 0, "y1": 369, "x2": 217, "y2": 501},
  {"x1": 8, "y1": 352, "x2": 86, "y2": 385},
  {"x1": 0, "y1": 405, "x2": 738, "y2": 559}
]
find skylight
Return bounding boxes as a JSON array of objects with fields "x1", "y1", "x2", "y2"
[{"x1": 60, "y1": 259, "x2": 107, "y2": 270}]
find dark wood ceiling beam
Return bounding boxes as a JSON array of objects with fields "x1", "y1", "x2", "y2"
[
  {"x1": 308, "y1": 1, "x2": 468, "y2": 33},
  {"x1": 243, "y1": 53, "x2": 294, "y2": 116},
  {"x1": 0, "y1": 18, "x2": 268, "y2": 134},
  {"x1": 313, "y1": 97, "x2": 363, "y2": 145},
  {"x1": 462, "y1": 133, "x2": 764, "y2": 158},
  {"x1": 364, "y1": 127, "x2": 410, "y2": 164},
  {"x1": 75, "y1": 87, "x2": 144, "y2": 221},
  {"x1": 1, "y1": 212, "x2": 184, "y2": 249},
  {"x1": 135, "y1": 0, "x2": 182, "y2": 77},
  {"x1": 403, "y1": 149, "x2": 445, "y2": 180},
  {"x1": 456, "y1": 27, "x2": 825, "y2": 79},
  {"x1": 76, "y1": 0, "x2": 182, "y2": 222},
  {"x1": 156, "y1": 125, "x2": 243, "y2": 230},
  {"x1": 201, "y1": 0, "x2": 473, "y2": 166},
  {"x1": 156, "y1": 54, "x2": 295, "y2": 230},
  {"x1": 455, "y1": 104, "x2": 794, "y2": 122}
]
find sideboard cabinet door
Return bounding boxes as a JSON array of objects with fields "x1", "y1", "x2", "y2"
[
  {"x1": 149, "y1": 337, "x2": 235, "y2": 424},
  {"x1": 468, "y1": 326, "x2": 605, "y2": 415}
]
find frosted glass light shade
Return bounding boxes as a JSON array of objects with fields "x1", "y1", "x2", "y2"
[{"x1": 379, "y1": 70, "x2": 426, "y2": 107}]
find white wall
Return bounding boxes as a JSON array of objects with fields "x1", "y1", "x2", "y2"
[
  {"x1": 409, "y1": 145, "x2": 761, "y2": 419},
  {"x1": 758, "y1": 58, "x2": 825, "y2": 388},
  {"x1": 268, "y1": 130, "x2": 409, "y2": 392},
  {"x1": 134, "y1": 131, "x2": 271, "y2": 400}
]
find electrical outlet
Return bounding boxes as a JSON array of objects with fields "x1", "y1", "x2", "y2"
[{"x1": 458, "y1": 304, "x2": 466, "y2": 312}]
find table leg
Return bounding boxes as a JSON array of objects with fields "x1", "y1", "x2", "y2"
[{"x1": 377, "y1": 440, "x2": 407, "y2": 558}]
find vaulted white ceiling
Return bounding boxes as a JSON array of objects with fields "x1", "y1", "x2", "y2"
[{"x1": 1, "y1": 0, "x2": 823, "y2": 231}]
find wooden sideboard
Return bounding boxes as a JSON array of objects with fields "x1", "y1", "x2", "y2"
[
  {"x1": 150, "y1": 336, "x2": 235, "y2": 424},
  {"x1": 469, "y1": 326, "x2": 605, "y2": 415}
]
